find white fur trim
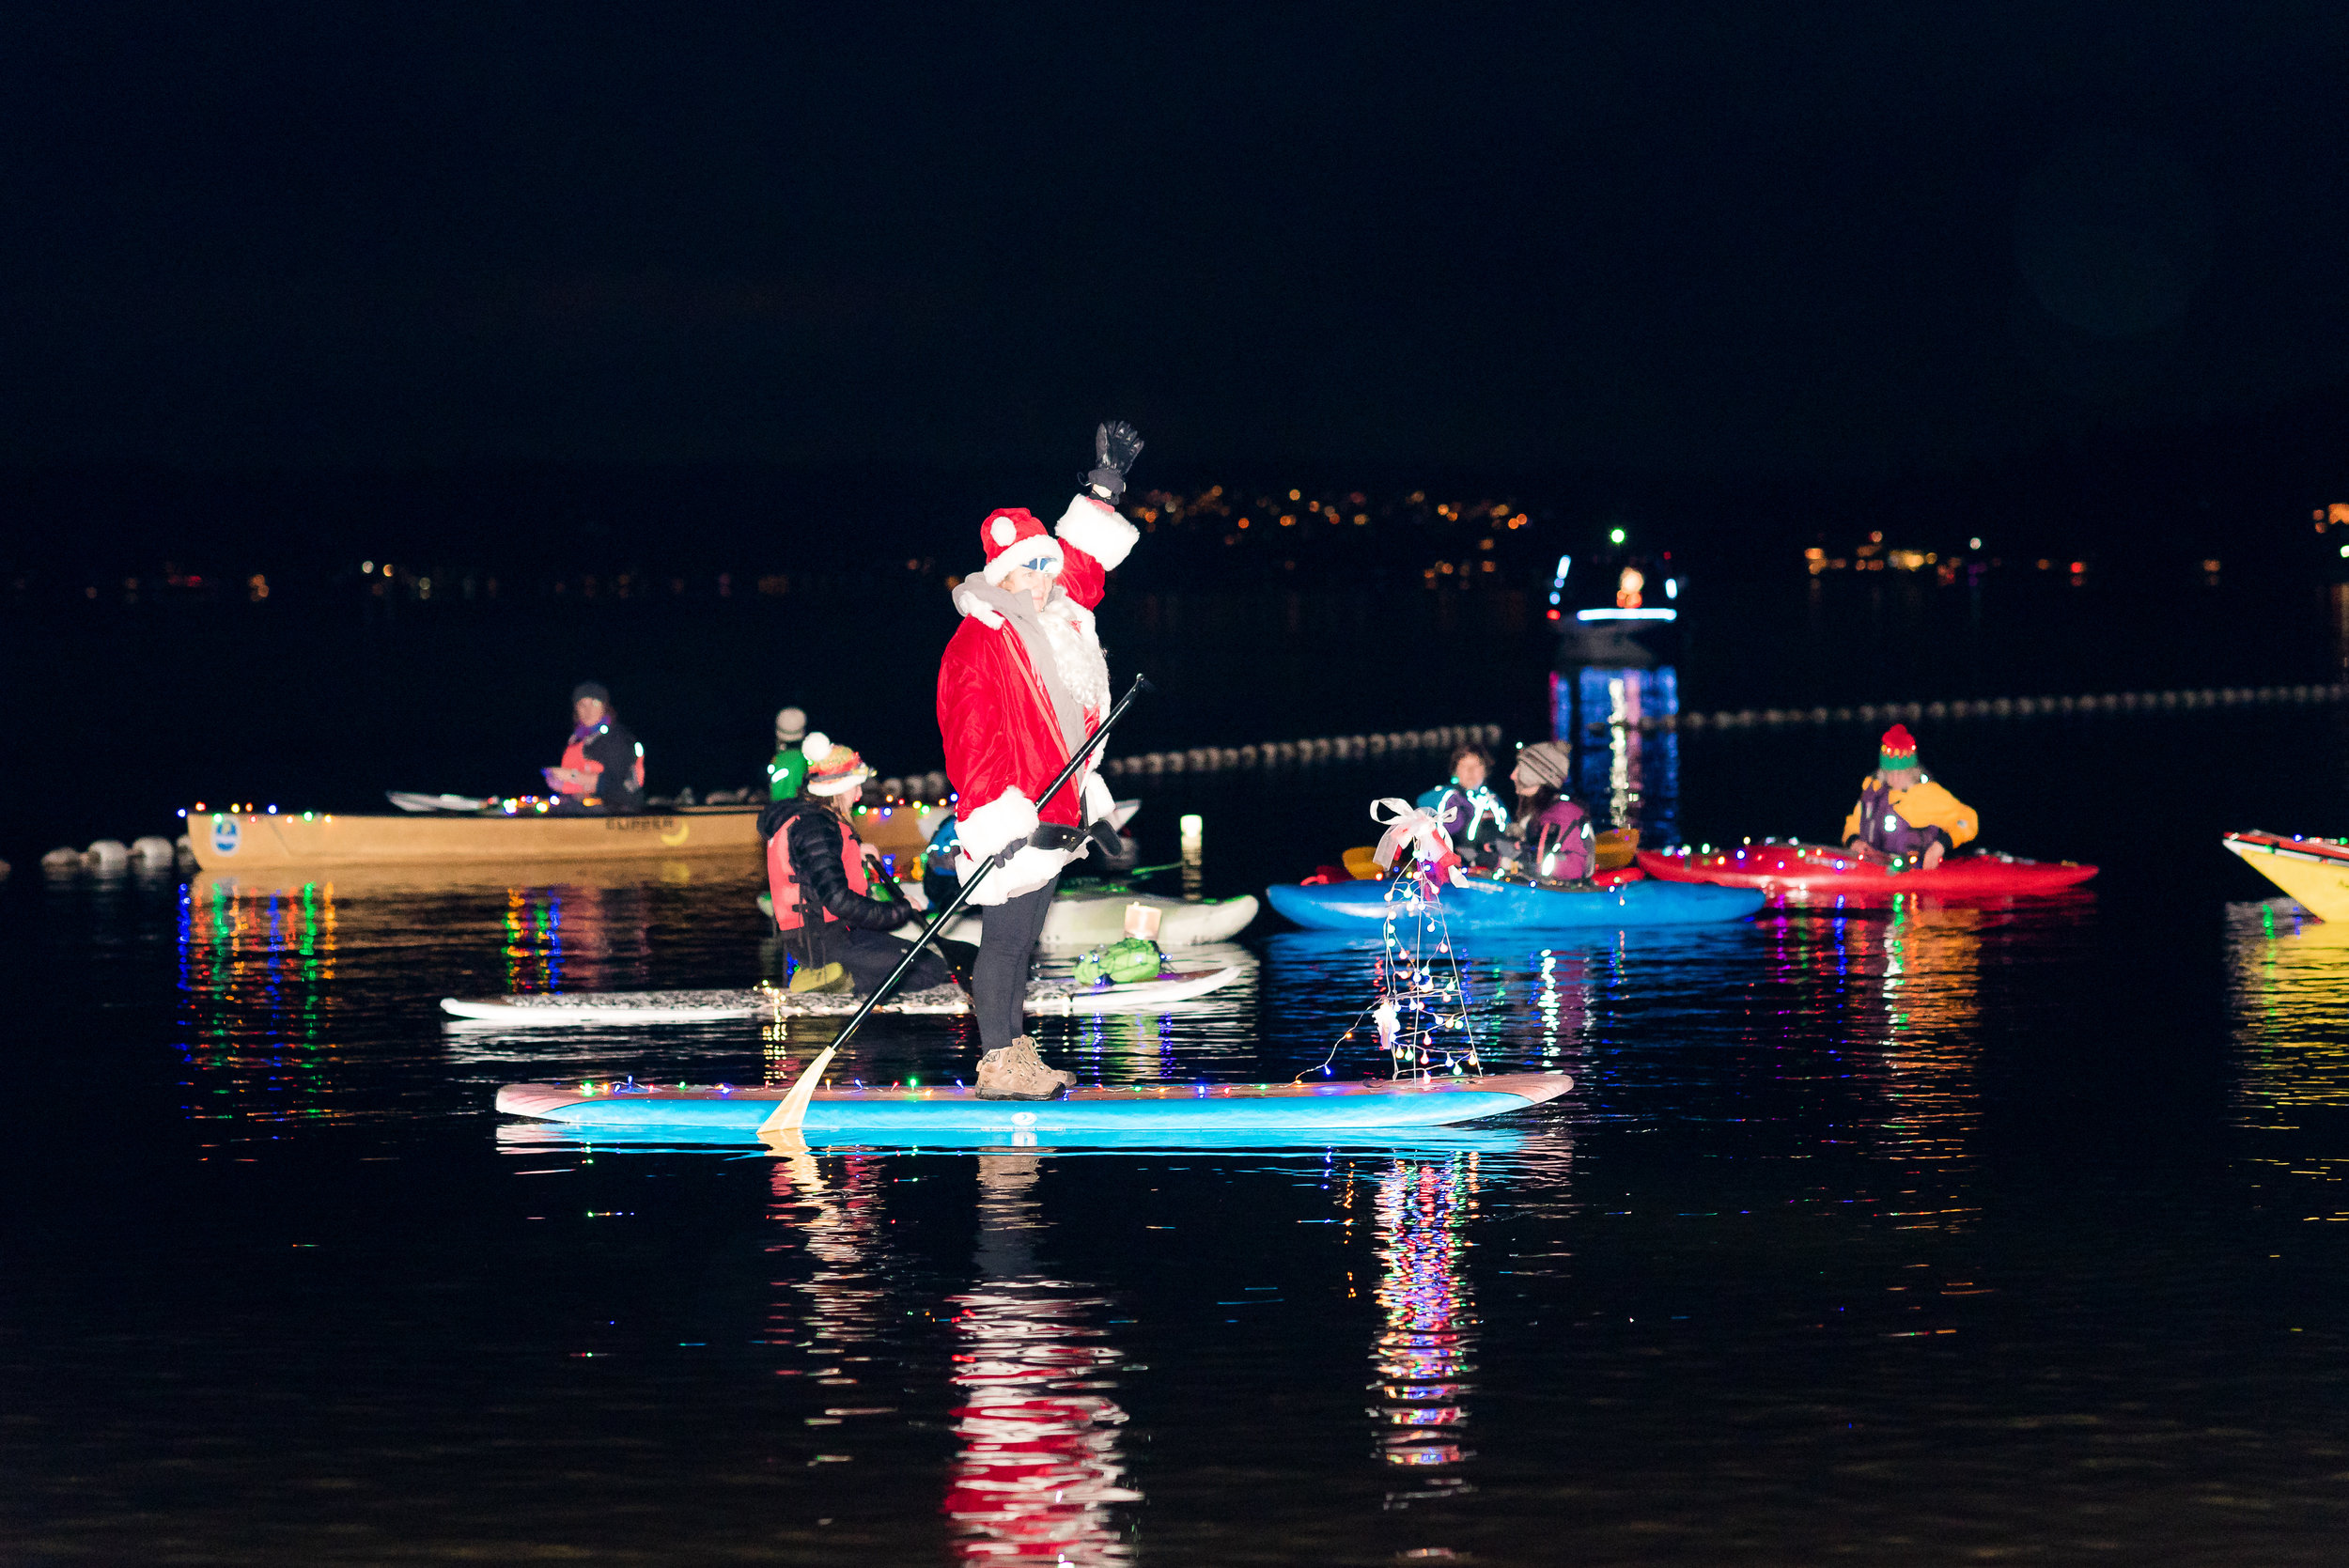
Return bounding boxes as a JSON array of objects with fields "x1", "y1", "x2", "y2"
[
  {"x1": 955, "y1": 841, "x2": 1071, "y2": 905},
  {"x1": 981, "y1": 534, "x2": 1065, "y2": 586},
  {"x1": 1053, "y1": 494, "x2": 1139, "y2": 570},
  {"x1": 801, "y1": 732, "x2": 834, "y2": 764},
  {"x1": 1081, "y1": 771, "x2": 1115, "y2": 824},
  {"x1": 955, "y1": 788, "x2": 1039, "y2": 861},
  {"x1": 951, "y1": 583, "x2": 1006, "y2": 629}
]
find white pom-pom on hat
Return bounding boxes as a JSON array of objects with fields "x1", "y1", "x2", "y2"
[
  {"x1": 990, "y1": 515, "x2": 1019, "y2": 546},
  {"x1": 801, "y1": 732, "x2": 834, "y2": 764}
]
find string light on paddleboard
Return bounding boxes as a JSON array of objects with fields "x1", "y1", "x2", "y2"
[{"x1": 1304, "y1": 817, "x2": 1483, "y2": 1082}]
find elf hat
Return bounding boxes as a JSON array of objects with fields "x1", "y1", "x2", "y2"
[
  {"x1": 979, "y1": 507, "x2": 1066, "y2": 586},
  {"x1": 1879, "y1": 723, "x2": 1919, "y2": 769},
  {"x1": 801, "y1": 732, "x2": 874, "y2": 797}
]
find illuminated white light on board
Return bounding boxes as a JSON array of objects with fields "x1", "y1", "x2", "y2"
[
  {"x1": 1576, "y1": 608, "x2": 1677, "y2": 622},
  {"x1": 1664, "y1": 578, "x2": 1679, "y2": 599}
]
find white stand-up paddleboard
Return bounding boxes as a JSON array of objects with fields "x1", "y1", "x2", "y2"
[
  {"x1": 938, "y1": 891, "x2": 1259, "y2": 949},
  {"x1": 754, "y1": 888, "x2": 1259, "y2": 948},
  {"x1": 441, "y1": 965, "x2": 1246, "y2": 1027}
]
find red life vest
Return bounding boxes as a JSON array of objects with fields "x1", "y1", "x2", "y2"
[
  {"x1": 766, "y1": 812, "x2": 869, "y2": 932},
  {"x1": 556, "y1": 726, "x2": 646, "y2": 798},
  {"x1": 556, "y1": 735, "x2": 597, "y2": 795}
]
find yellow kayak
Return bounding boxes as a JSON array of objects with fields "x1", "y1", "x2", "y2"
[{"x1": 2224, "y1": 831, "x2": 2349, "y2": 921}]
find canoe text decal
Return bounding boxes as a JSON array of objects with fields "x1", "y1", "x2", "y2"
[{"x1": 605, "y1": 816, "x2": 681, "y2": 834}]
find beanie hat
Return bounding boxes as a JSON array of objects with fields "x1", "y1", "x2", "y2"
[
  {"x1": 1879, "y1": 723, "x2": 1919, "y2": 769},
  {"x1": 801, "y1": 732, "x2": 874, "y2": 797},
  {"x1": 571, "y1": 681, "x2": 611, "y2": 707},
  {"x1": 1513, "y1": 740, "x2": 1572, "y2": 791},
  {"x1": 979, "y1": 507, "x2": 1066, "y2": 586},
  {"x1": 774, "y1": 706, "x2": 807, "y2": 744}
]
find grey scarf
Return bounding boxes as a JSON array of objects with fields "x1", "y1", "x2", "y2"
[{"x1": 955, "y1": 580, "x2": 1089, "y2": 763}]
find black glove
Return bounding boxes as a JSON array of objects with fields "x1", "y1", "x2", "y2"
[
  {"x1": 1083, "y1": 420, "x2": 1144, "y2": 504},
  {"x1": 1084, "y1": 816, "x2": 1129, "y2": 866}
]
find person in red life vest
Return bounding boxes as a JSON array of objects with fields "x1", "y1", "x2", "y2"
[
  {"x1": 1497, "y1": 739, "x2": 1596, "y2": 883},
  {"x1": 939, "y1": 420, "x2": 1143, "y2": 1100},
  {"x1": 1842, "y1": 723, "x2": 1979, "y2": 868},
  {"x1": 541, "y1": 681, "x2": 646, "y2": 814},
  {"x1": 759, "y1": 734, "x2": 970, "y2": 996}
]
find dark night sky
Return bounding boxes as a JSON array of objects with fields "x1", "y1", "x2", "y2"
[{"x1": 3, "y1": 2, "x2": 2347, "y2": 478}]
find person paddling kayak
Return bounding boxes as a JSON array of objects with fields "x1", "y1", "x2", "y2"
[
  {"x1": 940, "y1": 421, "x2": 1143, "y2": 1100},
  {"x1": 542, "y1": 682, "x2": 646, "y2": 814},
  {"x1": 1842, "y1": 723, "x2": 1978, "y2": 868},
  {"x1": 1497, "y1": 740, "x2": 1595, "y2": 884},
  {"x1": 1420, "y1": 744, "x2": 1511, "y2": 868},
  {"x1": 767, "y1": 706, "x2": 810, "y2": 800},
  {"x1": 760, "y1": 734, "x2": 962, "y2": 995}
]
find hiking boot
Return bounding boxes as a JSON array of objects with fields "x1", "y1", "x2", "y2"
[
  {"x1": 975, "y1": 1034, "x2": 1077, "y2": 1100},
  {"x1": 788, "y1": 961, "x2": 852, "y2": 994}
]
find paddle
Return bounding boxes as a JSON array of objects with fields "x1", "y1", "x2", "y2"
[
  {"x1": 756, "y1": 1045, "x2": 838, "y2": 1135},
  {"x1": 804, "y1": 674, "x2": 1154, "y2": 1066}
]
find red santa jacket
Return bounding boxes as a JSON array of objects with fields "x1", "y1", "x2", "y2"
[{"x1": 938, "y1": 497, "x2": 1136, "y2": 889}]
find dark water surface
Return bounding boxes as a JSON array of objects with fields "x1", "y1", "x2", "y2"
[{"x1": 8, "y1": 695, "x2": 2349, "y2": 1565}]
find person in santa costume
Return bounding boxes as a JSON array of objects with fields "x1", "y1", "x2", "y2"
[{"x1": 939, "y1": 421, "x2": 1143, "y2": 1099}]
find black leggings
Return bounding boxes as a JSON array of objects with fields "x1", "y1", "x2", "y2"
[
  {"x1": 972, "y1": 877, "x2": 1058, "y2": 1051},
  {"x1": 789, "y1": 925, "x2": 955, "y2": 997}
]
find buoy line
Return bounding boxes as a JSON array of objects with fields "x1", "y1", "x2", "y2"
[
  {"x1": 1663, "y1": 683, "x2": 2349, "y2": 733},
  {"x1": 873, "y1": 724, "x2": 1504, "y2": 797}
]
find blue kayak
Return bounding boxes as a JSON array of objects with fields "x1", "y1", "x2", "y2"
[
  {"x1": 496, "y1": 1072, "x2": 1569, "y2": 1140},
  {"x1": 1266, "y1": 877, "x2": 1765, "y2": 931}
]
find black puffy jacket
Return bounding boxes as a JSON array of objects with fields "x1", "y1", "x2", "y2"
[{"x1": 760, "y1": 800, "x2": 911, "y2": 932}]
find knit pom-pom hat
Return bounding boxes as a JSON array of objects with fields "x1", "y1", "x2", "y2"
[
  {"x1": 1513, "y1": 740, "x2": 1572, "y2": 790},
  {"x1": 801, "y1": 732, "x2": 874, "y2": 797},
  {"x1": 1878, "y1": 723, "x2": 1919, "y2": 770}
]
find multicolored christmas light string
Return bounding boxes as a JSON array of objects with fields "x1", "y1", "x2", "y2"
[{"x1": 1305, "y1": 843, "x2": 1483, "y2": 1081}]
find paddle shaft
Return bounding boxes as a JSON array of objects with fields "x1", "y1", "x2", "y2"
[{"x1": 820, "y1": 675, "x2": 1153, "y2": 1050}]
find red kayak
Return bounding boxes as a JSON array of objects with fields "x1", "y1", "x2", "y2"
[{"x1": 1637, "y1": 842, "x2": 2097, "y2": 904}]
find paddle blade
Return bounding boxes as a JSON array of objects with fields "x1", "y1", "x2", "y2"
[{"x1": 756, "y1": 1046, "x2": 837, "y2": 1134}]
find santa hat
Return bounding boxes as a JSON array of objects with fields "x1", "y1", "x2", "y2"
[
  {"x1": 801, "y1": 732, "x2": 874, "y2": 796},
  {"x1": 979, "y1": 507, "x2": 1066, "y2": 586},
  {"x1": 1878, "y1": 723, "x2": 1919, "y2": 769}
]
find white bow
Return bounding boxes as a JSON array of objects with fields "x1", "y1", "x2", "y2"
[{"x1": 1369, "y1": 798, "x2": 1455, "y2": 873}]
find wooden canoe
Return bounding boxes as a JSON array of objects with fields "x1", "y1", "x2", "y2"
[{"x1": 184, "y1": 797, "x2": 947, "y2": 870}]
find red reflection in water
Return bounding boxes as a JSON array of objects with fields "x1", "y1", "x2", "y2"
[{"x1": 943, "y1": 1156, "x2": 1138, "y2": 1562}]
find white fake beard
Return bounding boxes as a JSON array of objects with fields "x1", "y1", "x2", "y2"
[{"x1": 1037, "y1": 590, "x2": 1111, "y2": 719}]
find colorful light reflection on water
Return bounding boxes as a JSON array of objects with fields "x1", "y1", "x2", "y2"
[{"x1": 1373, "y1": 1157, "x2": 1479, "y2": 1493}]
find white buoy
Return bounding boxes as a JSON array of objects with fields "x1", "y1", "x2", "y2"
[
  {"x1": 85, "y1": 839, "x2": 130, "y2": 870},
  {"x1": 40, "y1": 846, "x2": 79, "y2": 872},
  {"x1": 130, "y1": 836, "x2": 175, "y2": 867}
]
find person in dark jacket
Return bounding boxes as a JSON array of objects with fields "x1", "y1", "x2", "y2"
[
  {"x1": 761, "y1": 734, "x2": 970, "y2": 996},
  {"x1": 543, "y1": 681, "x2": 646, "y2": 814}
]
